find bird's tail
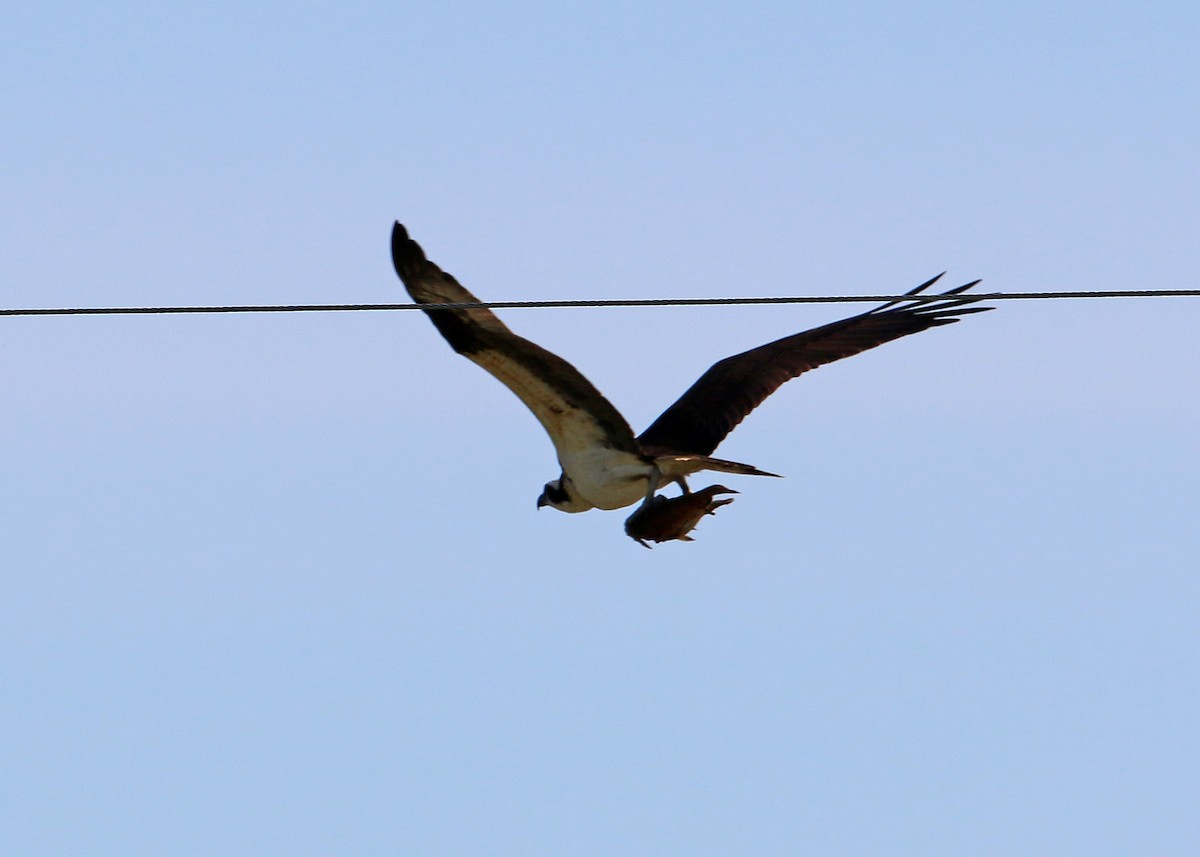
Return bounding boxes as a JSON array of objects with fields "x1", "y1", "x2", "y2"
[{"x1": 653, "y1": 453, "x2": 782, "y2": 480}]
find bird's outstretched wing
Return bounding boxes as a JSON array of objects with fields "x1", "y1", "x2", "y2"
[
  {"x1": 637, "y1": 275, "x2": 991, "y2": 456},
  {"x1": 390, "y1": 223, "x2": 642, "y2": 461}
]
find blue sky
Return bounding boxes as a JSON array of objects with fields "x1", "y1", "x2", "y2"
[{"x1": 3, "y1": 2, "x2": 1198, "y2": 854}]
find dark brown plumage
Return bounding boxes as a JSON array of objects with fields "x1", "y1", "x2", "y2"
[
  {"x1": 391, "y1": 222, "x2": 642, "y2": 458},
  {"x1": 636, "y1": 276, "x2": 990, "y2": 456}
]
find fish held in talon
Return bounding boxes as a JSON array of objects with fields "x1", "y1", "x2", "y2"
[{"x1": 624, "y1": 486, "x2": 738, "y2": 548}]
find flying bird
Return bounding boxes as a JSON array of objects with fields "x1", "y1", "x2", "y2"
[{"x1": 391, "y1": 222, "x2": 990, "y2": 532}]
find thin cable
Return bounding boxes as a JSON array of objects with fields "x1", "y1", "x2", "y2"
[{"x1": 1, "y1": 288, "x2": 1198, "y2": 317}]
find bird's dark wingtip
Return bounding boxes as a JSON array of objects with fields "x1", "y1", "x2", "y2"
[
  {"x1": 942, "y1": 279, "x2": 983, "y2": 297},
  {"x1": 390, "y1": 221, "x2": 429, "y2": 281},
  {"x1": 909, "y1": 272, "x2": 947, "y2": 295},
  {"x1": 870, "y1": 272, "x2": 948, "y2": 314}
]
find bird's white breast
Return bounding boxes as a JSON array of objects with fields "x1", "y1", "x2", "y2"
[{"x1": 559, "y1": 447, "x2": 655, "y2": 510}]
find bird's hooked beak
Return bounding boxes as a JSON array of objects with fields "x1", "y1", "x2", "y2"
[{"x1": 537, "y1": 494, "x2": 548, "y2": 510}]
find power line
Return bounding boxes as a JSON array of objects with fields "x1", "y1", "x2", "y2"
[{"x1": 1, "y1": 288, "x2": 1198, "y2": 318}]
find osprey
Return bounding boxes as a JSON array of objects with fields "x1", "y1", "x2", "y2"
[{"x1": 391, "y1": 222, "x2": 989, "y2": 531}]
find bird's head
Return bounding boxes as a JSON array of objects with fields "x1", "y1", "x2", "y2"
[{"x1": 537, "y1": 474, "x2": 592, "y2": 514}]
